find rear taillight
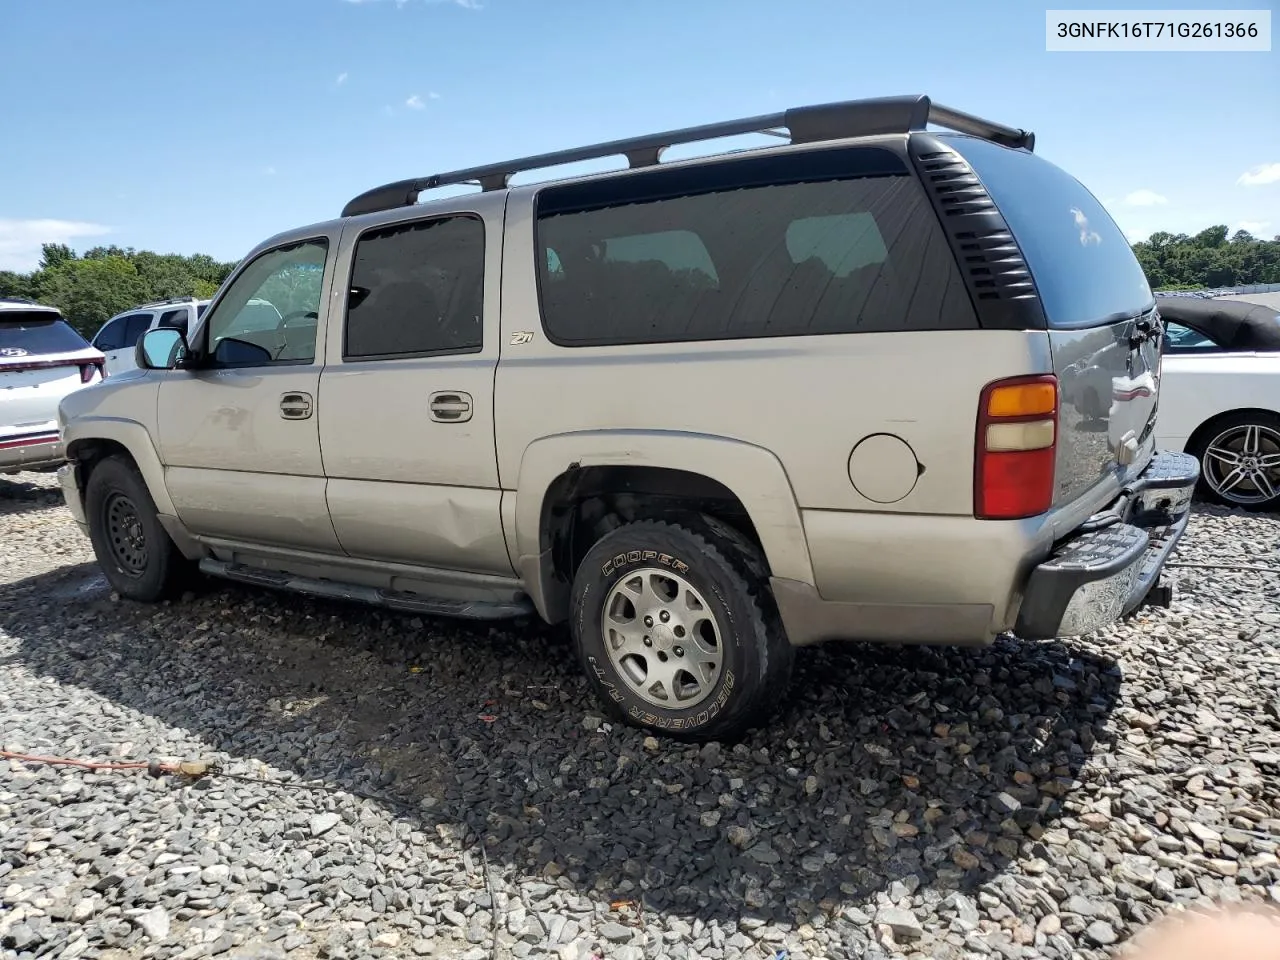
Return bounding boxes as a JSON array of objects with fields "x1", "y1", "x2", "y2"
[
  {"x1": 79, "y1": 361, "x2": 106, "y2": 384},
  {"x1": 975, "y1": 374, "x2": 1059, "y2": 520}
]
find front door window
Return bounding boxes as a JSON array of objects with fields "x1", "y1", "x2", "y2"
[{"x1": 201, "y1": 239, "x2": 329, "y2": 367}]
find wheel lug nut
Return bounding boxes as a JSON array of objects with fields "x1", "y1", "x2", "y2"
[
  {"x1": 643, "y1": 637, "x2": 652, "y2": 646},
  {"x1": 674, "y1": 646, "x2": 684, "y2": 657},
  {"x1": 659, "y1": 611, "x2": 670, "y2": 622},
  {"x1": 643, "y1": 616, "x2": 654, "y2": 627}
]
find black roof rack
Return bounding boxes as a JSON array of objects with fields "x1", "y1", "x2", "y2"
[
  {"x1": 341, "y1": 94, "x2": 1035, "y2": 218},
  {"x1": 146, "y1": 295, "x2": 197, "y2": 308}
]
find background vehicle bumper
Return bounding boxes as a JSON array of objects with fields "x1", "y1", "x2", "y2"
[
  {"x1": 0, "y1": 432, "x2": 64, "y2": 475},
  {"x1": 1014, "y1": 450, "x2": 1200, "y2": 640}
]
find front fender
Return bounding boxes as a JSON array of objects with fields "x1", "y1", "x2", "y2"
[
  {"x1": 62, "y1": 417, "x2": 176, "y2": 517},
  {"x1": 512, "y1": 430, "x2": 815, "y2": 621}
]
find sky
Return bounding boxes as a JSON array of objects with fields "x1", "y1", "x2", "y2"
[{"x1": 0, "y1": 0, "x2": 1277, "y2": 273}]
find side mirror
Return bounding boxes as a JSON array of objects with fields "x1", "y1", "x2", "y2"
[
  {"x1": 212, "y1": 337, "x2": 273, "y2": 366},
  {"x1": 137, "y1": 327, "x2": 188, "y2": 370}
]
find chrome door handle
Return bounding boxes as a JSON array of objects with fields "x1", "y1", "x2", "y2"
[
  {"x1": 280, "y1": 391, "x2": 313, "y2": 420},
  {"x1": 429, "y1": 391, "x2": 473, "y2": 423}
]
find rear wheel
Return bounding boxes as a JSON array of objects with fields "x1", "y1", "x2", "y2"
[
  {"x1": 85, "y1": 455, "x2": 192, "y2": 600},
  {"x1": 570, "y1": 518, "x2": 792, "y2": 742},
  {"x1": 1189, "y1": 411, "x2": 1280, "y2": 513}
]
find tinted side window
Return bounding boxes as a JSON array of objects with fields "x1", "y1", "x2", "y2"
[
  {"x1": 945, "y1": 135, "x2": 1154, "y2": 330},
  {"x1": 158, "y1": 308, "x2": 189, "y2": 334},
  {"x1": 122, "y1": 313, "x2": 153, "y2": 347},
  {"x1": 94, "y1": 317, "x2": 126, "y2": 351},
  {"x1": 535, "y1": 172, "x2": 975, "y2": 346},
  {"x1": 345, "y1": 215, "x2": 484, "y2": 360}
]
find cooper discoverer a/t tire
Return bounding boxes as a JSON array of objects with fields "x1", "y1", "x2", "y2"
[{"x1": 570, "y1": 519, "x2": 792, "y2": 742}]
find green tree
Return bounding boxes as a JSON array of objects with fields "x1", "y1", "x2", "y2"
[
  {"x1": 38, "y1": 257, "x2": 149, "y2": 336},
  {"x1": 1132, "y1": 224, "x2": 1280, "y2": 290},
  {"x1": 39, "y1": 243, "x2": 76, "y2": 271},
  {"x1": 0, "y1": 271, "x2": 36, "y2": 300}
]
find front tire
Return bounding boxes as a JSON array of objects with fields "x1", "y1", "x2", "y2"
[
  {"x1": 570, "y1": 519, "x2": 792, "y2": 742},
  {"x1": 85, "y1": 455, "x2": 191, "y2": 601},
  {"x1": 1188, "y1": 411, "x2": 1280, "y2": 513}
]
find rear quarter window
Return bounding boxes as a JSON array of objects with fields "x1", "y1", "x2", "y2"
[
  {"x1": 945, "y1": 135, "x2": 1154, "y2": 330},
  {"x1": 534, "y1": 148, "x2": 977, "y2": 346},
  {"x1": 0, "y1": 313, "x2": 90, "y2": 356}
]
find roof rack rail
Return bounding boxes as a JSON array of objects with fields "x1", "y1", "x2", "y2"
[
  {"x1": 341, "y1": 94, "x2": 1034, "y2": 218},
  {"x1": 146, "y1": 295, "x2": 197, "y2": 307}
]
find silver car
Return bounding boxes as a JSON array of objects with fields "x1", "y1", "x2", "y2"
[{"x1": 57, "y1": 95, "x2": 1199, "y2": 740}]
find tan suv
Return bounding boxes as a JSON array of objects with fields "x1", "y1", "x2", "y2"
[{"x1": 57, "y1": 95, "x2": 1199, "y2": 740}]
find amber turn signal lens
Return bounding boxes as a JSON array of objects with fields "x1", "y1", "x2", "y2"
[{"x1": 986, "y1": 382, "x2": 1057, "y2": 418}]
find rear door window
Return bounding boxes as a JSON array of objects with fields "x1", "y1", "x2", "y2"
[
  {"x1": 534, "y1": 148, "x2": 977, "y2": 347},
  {"x1": 344, "y1": 214, "x2": 485, "y2": 360},
  {"x1": 1, "y1": 314, "x2": 91, "y2": 355},
  {"x1": 944, "y1": 135, "x2": 1154, "y2": 330}
]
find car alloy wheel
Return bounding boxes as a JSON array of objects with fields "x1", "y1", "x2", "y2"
[{"x1": 1202, "y1": 422, "x2": 1280, "y2": 507}]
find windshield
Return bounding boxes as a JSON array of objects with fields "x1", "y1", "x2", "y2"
[
  {"x1": 944, "y1": 135, "x2": 1155, "y2": 329},
  {"x1": 0, "y1": 313, "x2": 91, "y2": 356}
]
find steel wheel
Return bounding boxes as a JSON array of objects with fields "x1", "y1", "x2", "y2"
[
  {"x1": 600, "y1": 567, "x2": 722, "y2": 709},
  {"x1": 1202, "y1": 422, "x2": 1280, "y2": 507},
  {"x1": 103, "y1": 491, "x2": 149, "y2": 576}
]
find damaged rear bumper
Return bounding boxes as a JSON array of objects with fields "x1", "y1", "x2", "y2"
[{"x1": 1015, "y1": 450, "x2": 1199, "y2": 640}]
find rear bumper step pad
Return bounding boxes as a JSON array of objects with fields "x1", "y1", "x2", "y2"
[{"x1": 1016, "y1": 450, "x2": 1200, "y2": 640}]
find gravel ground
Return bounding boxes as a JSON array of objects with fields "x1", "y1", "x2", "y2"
[{"x1": 2, "y1": 471, "x2": 1279, "y2": 960}]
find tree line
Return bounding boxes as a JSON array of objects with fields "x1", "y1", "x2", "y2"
[
  {"x1": 1132, "y1": 226, "x2": 1280, "y2": 291},
  {"x1": 0, "y1": 244, "x2": 237, "y2": 338},
  {"x1": 3, "y1": 225, "x2": 1278, "y2": 337}
]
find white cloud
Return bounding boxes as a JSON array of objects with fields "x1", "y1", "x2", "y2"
[
  {"x1": 0, "y1": 219, "x2": 112, "y2": 273},
  {"x1": 405, "y1": 94, "x2": 425, "y2": 110},
  {"x1": 1237, "y1": 220, "x2": 1271, "y2": 234},
  {"x1": 1237, "y1": 163, "x2": 1280, "y2": 187},
  {"x1": 1071, "y1": 207, "x2": 1102, "y2": 246},
  {"x1": 1122, "y1": 189, "x2": 1168, "y2": 207},
  {"x1": 336, "y1": 71, "x2": 348, "y2": 85}
]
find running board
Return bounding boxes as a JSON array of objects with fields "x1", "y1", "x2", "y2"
[{"x1": 198, "y1": 559, "x2": 535, "y2": 620}]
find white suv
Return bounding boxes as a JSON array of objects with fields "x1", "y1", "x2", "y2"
[
  {"x1": 1, "y1": 297, "x2": 105, "y2": 475},
  {"x1": 91, "y1": 297, "x2": 210, "y2": 376}
]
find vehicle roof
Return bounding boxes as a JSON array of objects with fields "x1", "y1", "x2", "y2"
[
  {"x1": 249, "y1": 95, "x2": 1039, "y2": 264},
  {"x1": 0, "y1": 297, "x2": 61, "y2": 317},
  {"x1": 131, "y1": 297, "x2": 211, "y2": 311},
  {"x1": 1156, "y1": 294, "x2": 1280, "y2": 350}
]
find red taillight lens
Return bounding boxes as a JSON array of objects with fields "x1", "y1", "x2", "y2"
[{"x1": 975, "y1": 374, "x2": 1059, "y2": 520}]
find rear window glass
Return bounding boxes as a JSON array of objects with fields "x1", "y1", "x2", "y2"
[
  {"x1": 535, "y1": 166, "x2": 976, "y2": 346},
  {"x1": 0, "y1": 314, "x2": 90, "y2": 356},
  {"x1": 945, "y1": 135, "x2": 1154, "y2": 329}
]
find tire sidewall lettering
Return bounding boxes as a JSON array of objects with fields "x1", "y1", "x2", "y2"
[
  {"x1": 601, "y1": 549, "x2": 690, "y2": 578},
  {"x1": 585, "y1": 545, "x2": 737, "y2": 732}
]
